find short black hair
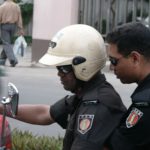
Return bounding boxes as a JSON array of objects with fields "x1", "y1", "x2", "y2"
[{"x1": 106, "y1": 22, "x2": 150, "y2": 59}]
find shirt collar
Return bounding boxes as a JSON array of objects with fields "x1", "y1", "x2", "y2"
[
  {"x1": 78, "y1": 73, "x2": 106, "y2": 100},
  {"x1": 131, "y1": 74, "x2": 150, "y2": 102}
]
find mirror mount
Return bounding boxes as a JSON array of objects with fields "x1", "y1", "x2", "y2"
[{"x1": 0, "y1": 82, "x2": 19, "y2": 148}]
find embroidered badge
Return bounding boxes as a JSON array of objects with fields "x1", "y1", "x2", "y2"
[
  {"x1": 78, "y1": 114, "x2": 94, "y2": 134},
  {"x1": 126, "y1": 107, "x2": 143, "y2": 128}
]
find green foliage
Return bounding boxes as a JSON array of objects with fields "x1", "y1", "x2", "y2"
[
  {"x1": 14, "y1": 0, "x2": 21, "y2": 3},
  {"x1": 24, "y1": 36, "x2": 32, "y2": 44},
  {"x1": 13, "y1": 35, "x2": 32, "y2": 45},
  {"x1": 20, "y1": 3, "x2": 33, "y2": 26},
  {"x1": 12, "y1": 129, "x2": 63, "y2": 150},
  {"x1": 14, "y1": 0, "x2": 33, "y2": 26},
  {"x1": 102, "y1": 19, "x2": 106, "y2": 34}
]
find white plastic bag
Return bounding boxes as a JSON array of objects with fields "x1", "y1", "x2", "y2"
[{"x1": 13, "y1": 36, "x2": 27, "y2": 57}]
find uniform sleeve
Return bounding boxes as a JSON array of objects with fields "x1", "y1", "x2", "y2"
[
  {"x1": 107, "y1": 129, "x2": 136, "y2": 150},
  {"x1": 50, "y1": 96, "x2": 68, "y2": 129},
  {"x1": 50, "y1": 95, "x2": 76, "y2": 129},
  {"x1": 0, "y1": 7, "x2": 2, "y2": 23},
  {"x1": 71, "y1": 103, "x2": 125, "y2": 150},
  {"x1": 108, "y1": 105, "x2": 150, "y2": 150},
  {"x1": 16, "y1": 5, "x2": 23, "y2": 31}
]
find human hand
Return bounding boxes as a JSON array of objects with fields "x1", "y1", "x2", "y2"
[{"x1": 17, "y1": 29, "x2": 24, "y2": 36}]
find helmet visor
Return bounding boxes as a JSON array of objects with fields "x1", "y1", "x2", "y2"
[{"x1": 39, "y1": 53, "x2": 73, "y2": 66}]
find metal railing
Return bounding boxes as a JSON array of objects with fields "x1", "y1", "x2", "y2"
[{"x1": 78, "y1": 0, "x2": 150, "y2": 36}]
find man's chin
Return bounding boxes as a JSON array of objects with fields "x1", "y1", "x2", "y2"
[
  {"x1": 63, "y1": 86, "x2": 71, "y2": 91},
  {"x1": 120, "y1": 79, "x2": 133, "y2": 84}
]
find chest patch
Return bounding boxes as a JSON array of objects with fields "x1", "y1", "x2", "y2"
[
  {"x1": 77, "y1": 114, "x2": 94, "y2": 134},
  {"x1": 126, "y1": 107, "x2": 143, "y2": 128}
]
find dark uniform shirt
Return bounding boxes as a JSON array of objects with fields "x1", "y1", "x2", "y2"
[
  {"x1": 108, "y1": 74, "x2": 150, "y2": 150},
  {"x1": 50, "y1": 73, "x2": 126, "y2": 150}
]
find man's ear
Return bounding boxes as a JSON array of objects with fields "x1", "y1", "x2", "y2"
[{"x1": 130, "y1": 51, "x2": 141, "y2": 64}]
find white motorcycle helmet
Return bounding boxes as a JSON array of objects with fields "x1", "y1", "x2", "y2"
[{"x1": 39, "y1": 24, "x2": 107, "y2": 81}]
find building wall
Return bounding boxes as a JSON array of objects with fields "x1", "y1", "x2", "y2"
[{"x1": 32, "y1": 0, "x2": 79, "y2": 62}]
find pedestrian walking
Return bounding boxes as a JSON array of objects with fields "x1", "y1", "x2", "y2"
[{"x1": 0, "y1": 0, "x2": 24, "y2": 67}]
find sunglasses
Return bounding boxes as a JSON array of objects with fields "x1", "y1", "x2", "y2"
[
  {"x1": 56, "y1": 65, "x2": 73, "y2": 74},
  {"x1": 109, "y1": 56, "x2": 124, "y2": 66}
]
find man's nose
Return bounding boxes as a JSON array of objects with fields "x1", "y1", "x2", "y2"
[
  {"x1": 109, "y1": 63, "x2": 115, "y2": 71},
  {"x1": 57, "y1": 71, "x2": 65, "y2": 77}
]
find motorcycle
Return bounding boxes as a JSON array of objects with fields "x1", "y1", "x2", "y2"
[{"x1": 0, "y1": 83, "x2": 19, "y2": 150}]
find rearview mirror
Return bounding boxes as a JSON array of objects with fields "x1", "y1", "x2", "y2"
[
  {"x1": 1, "y1": 82, "x2": 19, "y2": 117},
  {"x1": 0, "y1": 83, "x2": 19, "y2": 148}
]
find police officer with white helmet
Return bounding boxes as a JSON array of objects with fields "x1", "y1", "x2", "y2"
[{"x1": 0, "y1": 24, "x2": 126, "y2": 150}]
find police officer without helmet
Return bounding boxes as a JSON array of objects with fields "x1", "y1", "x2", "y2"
[
  {"x1": 0, "y1": 24, "x2": 126, "y2": 150},
  {"x1": 106, "y1": 22, "x2": 150, "y2": 150}
]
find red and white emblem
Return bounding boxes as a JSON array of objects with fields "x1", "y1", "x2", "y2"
[
  {"x1": 126, "y1": 107, "x2": 143, "y2": 128},
  {"x1": 78, "y1": 114, "x2": 94, "y2": 134}
]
